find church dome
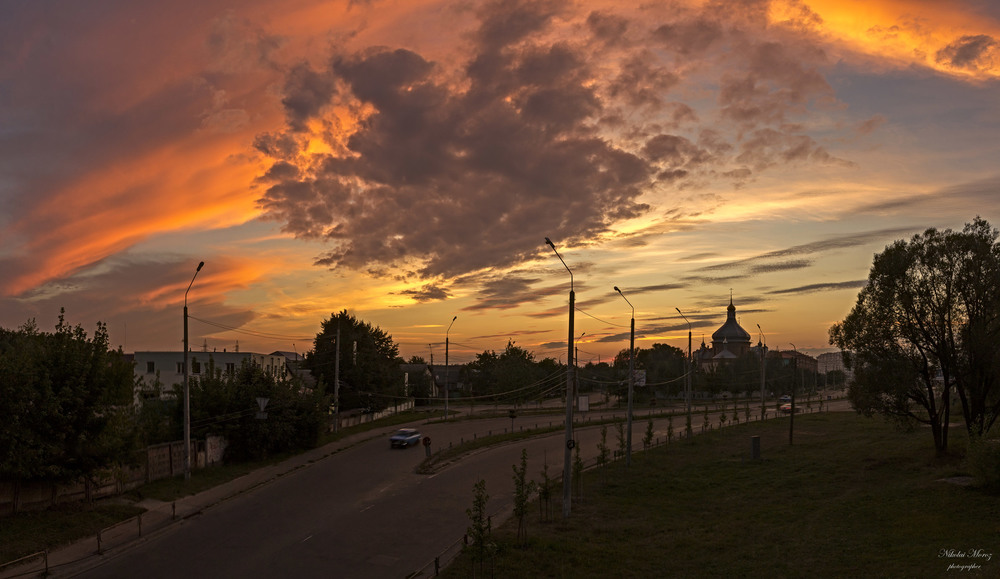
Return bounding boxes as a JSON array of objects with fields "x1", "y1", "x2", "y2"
[{"x1": 711, "y1": 299, "x2": 751, "y2": 347}]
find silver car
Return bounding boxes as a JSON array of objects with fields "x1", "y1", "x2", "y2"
[{"x1": 390, "y1": 428, "x2": 421, "y2": 448}]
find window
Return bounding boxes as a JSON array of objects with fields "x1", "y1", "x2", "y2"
[
  {"x1": 177, "y1": 362, "x2": 185, "y2": 374},
  {"x1": 146, "y1": 361, "x2": 155, "y2": 374},
  {"x1": 192, "y1": 360, "x2": 201, "y2": 375},
  {"x1": 225, "y1": 362, "x2": 235, "y2": 375}
]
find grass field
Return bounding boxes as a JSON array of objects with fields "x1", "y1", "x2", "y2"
[{"x1": 442, "y1": 413, "x2": 1000, "y2": 578}]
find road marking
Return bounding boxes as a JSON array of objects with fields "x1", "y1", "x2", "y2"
[
  {"x1": 301, "y1": 535, "x2": 313, "y2": 543},
  {"x1": 361, "y1": 504, "x2": 374, "y2": 512}
]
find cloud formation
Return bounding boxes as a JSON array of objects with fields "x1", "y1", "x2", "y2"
[{"x1": 255, "y1": 0, "x2": 850, "y2": 291}]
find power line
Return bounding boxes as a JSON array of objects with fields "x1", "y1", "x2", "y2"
[
  {"x1": 575, "y1": 306, "x2": 629, "y2": 328},
  {"x1": 189, "y1": 315, "x2": 314, "y2": 341}
]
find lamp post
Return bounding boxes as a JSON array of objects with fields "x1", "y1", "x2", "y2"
[
  {"x1": 789, "y1": 343, "x2": 797, "y2": 446},
  {"x1": 675, "y1": 307, "x2": 692, "y2": 439},
  {"x1": 757, "y1": 323, "x2": 767, "y2": 420},
  {"x1": 545, "y1": 237, "x2": 575, "y2": 518},
  {"x1": 334, "y1": 320, "x2": 341, "y2": 433},
  {"x1": 183, "y1": 261, "x2": 204, "y2": 481},
  {"x1": 614, "y1": 287, "x2": 635, "y2": 467},
  {"x1": 445, "y1": 316, "x2": 457, "y2": 420}
]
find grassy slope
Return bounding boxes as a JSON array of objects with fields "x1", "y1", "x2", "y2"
[{"x1": 444, "y1": 413, "x2": 1000, "y2": 578}]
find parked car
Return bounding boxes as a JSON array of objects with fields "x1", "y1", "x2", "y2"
[
  {"x1": 780, "y1": 403, "x2": 799, "y2": 413},
  {"x1": 779, "y1": 395, "x2": 792, "y2": 403},
  {"x1": 390, "y1": 428, "x2": 422, "y2": 448}
]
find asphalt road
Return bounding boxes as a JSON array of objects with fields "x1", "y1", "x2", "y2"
[{"x1": 75, "y1": 396, "x2": 852, "y2": 578}]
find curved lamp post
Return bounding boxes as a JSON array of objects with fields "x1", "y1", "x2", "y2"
[
  {"x1": 545, "y1": 237, "x2": 575, "y2": 518},
  {"x1": 614, "y1": 286, "x2": 635, "y2": 467},
  {"x1": 757, "y1": 323, "x2": 767, "y2": 419},
  {"x1": 675, "y1": 307, "x2": 692, "y2": 438},
  {"x1": 183, "y1": 261, "x2": 204, "y2": 481},
  {"x1": 789, "y1": 343, "x2": 797, "y2": 446},
  {"x1": 445, "y1": 316, "x2": 457, "y2": 420}
]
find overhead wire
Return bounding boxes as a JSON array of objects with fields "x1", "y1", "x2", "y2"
[{"x1": 188, "y1": 315, "x2": 314, "y2": 341}]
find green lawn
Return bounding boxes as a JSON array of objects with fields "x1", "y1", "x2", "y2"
[{"x1": 443, "y1": 413, "x2": 1000, "y2": 578}]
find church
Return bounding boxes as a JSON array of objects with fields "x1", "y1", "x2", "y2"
[{"x1": 694, "y1": 297, "x2": 753, "y2": 368}]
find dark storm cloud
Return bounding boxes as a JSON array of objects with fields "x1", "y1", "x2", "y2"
[
  {"x1": 697, "y1": 227, "x2": 917, "y2": 274},
  {"x1": 586, "y1": 11, "x2": 630, "y2": 46},
  {"x1": 684, "y1": 227, "x2": 917, "y2": 286},
  {"x1": 255, "y1": 0, "x2": 855, "y2": 286},
  {"x1": 768, "y1": 280, "x2": 867, "y2": 295},
  {"x1": 651, "y1": 17, "x2": 724, "y2": 56},
  {"x1": 748, "y1": 260, "x2": 811, "y2": 274},
  {"x1": 935, "y1": 34, "x2": 999, "y2": 72},
  {"x1": 460, "y1": 275, "x2": 556, "y2": 311},
  {"x1": 851, "y1": 176, "x2": 1000, "y2": 216},
  {"x1": 397, "y1": 284, "x2": 451, "y2": 302}
]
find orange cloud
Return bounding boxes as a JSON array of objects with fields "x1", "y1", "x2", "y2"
[
  {"x1": 3, "y1": 134, "x2": 268, "y2": 296},
  {"x1": 771, "y1": 0, "x2": 1000, "y2": 80}
]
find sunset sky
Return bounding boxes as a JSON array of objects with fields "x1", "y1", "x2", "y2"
[{"x1": 2, "y1": 0, "x2": 999, "y2": 365}]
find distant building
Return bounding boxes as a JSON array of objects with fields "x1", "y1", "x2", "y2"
[
  {"x1": 774, "y1": 349, "x2": 818, "y2": 374},
  {"x1": 133, "y1": 350, "x2": 292, "y2": 401},
  {"x1": 431, "y1": 364, "x2": 466, "y2": 397},
  {"x1": 400, "y1": 363, "x2": 436, "y2": 397}
]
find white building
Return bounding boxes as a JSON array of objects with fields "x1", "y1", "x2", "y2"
[{"x1": 133, "y1": 350, "x2": 291, "y2": 400}]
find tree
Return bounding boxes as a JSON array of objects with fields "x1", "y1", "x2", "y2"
[
  {"x1": 187, "y1": 359, "x2": 326, "y2": 462},
  {"x1": 0, "y1": 312, "x2": 139, "y2": 487},
  {"x1": 466, "y1": 478, "x2": 491, "y2": 571},
  {"x1": 830, "y1": 218, "x2": 1000, "y2": 454},
  {"x1": 511, "y1": 448, "x2": 536, "y2": 545},
  {"x1": 465, "y1": 341, "x2": 547, "y2": 404},
  {"x1": 307, "y1": 310, "x2": 403, "y2": 413}
]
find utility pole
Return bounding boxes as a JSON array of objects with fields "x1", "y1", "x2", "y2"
[
  {"x1": 546, "y1": 237, "x2": 575, "y2": 519},
  {"x1": 615, "y1": 287, "x2": 635, "y2": 467},
  {"x1": 183, "y1": 261, "x2": 204, "y2": 481},
  {"x1": 757, "y1": 324, "x2": 766, "y2": 419},
  {"x1": 445, "y1": 316, "x2": 456, "y2": 420},
  {"x1": 334, "y1": 321, "x2": 341, "y2": 433},
  {"x1": 676, "y1": 308, "x2": 693, "y2": 438},
  {"x1": 790, "y1": 343, "x2": 797, "y2": 445}
]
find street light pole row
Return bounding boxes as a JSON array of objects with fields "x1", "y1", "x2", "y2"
[
  {"x1": 675, "y1": 308, "x2": 693, "y2": 438},
  {"x1": 545, "y1": 237, "x2": 575, "y2": 519},
  {"x1": 614, "y1": 286, "x2": 635, "y2": 468},
  {"x1": 445, "y1": 316, "x2": 457, "y2": 420},
  {"x1": 183, "y1": 261, "x2": 204, "y2": 481}
]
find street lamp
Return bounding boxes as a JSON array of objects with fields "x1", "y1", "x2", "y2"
[
  {"x1": 789, "y1": 343, "x2": 797, "y2": 446},
  {"x1": 614, "y1": 287, "x2": 635, "y2": 467},
  {"x1": 675, "y1": 307, "x2": 692, "y2": 439},
  {"x1": 545, "y1": 237, "x2": 575, "y2": 519},
  {"x1": 445, "y1": 316, "x2": 457, "y2": 420},
  {"x1": 183, "y1": 261, "x2": 204, "y2": 481},
  {"x1": 757, "y1": 323, "x2": 767, "y2": 419}
]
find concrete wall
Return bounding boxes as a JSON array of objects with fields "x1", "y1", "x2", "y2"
[{"x1": 0, "y1": 436, "x2": 223, "y2": 517}]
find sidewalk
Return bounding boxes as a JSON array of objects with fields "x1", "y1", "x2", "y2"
[{"x1": 0, "y1": 425, "x2": 401, "y2": 579}]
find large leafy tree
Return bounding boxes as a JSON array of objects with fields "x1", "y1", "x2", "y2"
[
  {"x1": 187, "y1": 359, "x2": 326, "y2": 462},
  {"x1": 830, "y1": 218, "x2": 1000, "y2": 454},
  {"x1": 0, "y1": 312, "x2": 138, "y2": 483},
  {"x1": 307, "y1": 310, "x2": 403, "y2": 413},
  {"x1": 464, "y1": 341, "x2": 556, "y2": 404}
]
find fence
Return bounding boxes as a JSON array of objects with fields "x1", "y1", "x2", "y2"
[
  {"x1": 332, "y1": 400, "x2": 415, "y2": 430},
  {"x1": 0, "y1": 434, "x2": 225, "y2": 517}
]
